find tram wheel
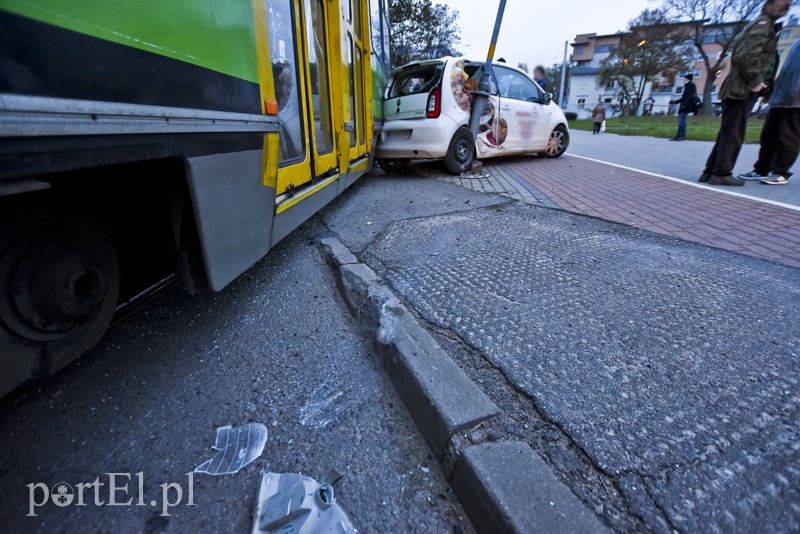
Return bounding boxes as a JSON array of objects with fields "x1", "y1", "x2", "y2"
[{"x1": 0, "y1": 204, "x2": 119, "y2": 396}]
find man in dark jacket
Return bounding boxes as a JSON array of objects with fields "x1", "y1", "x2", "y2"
[
  {"x1": 699, "y1": 0, "x2": 791, "y2": 186},
  {"x1": 738, "y1": 39, "x2": 800, "y2": 185},
  {"x1": 669, "y1": 73, "x2": 698, "y2": 141}
]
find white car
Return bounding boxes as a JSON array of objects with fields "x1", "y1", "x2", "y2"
[{"x1": 375, "y1": 57, "x2": 570, "y2": 174}]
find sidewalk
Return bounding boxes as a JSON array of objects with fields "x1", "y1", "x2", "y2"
[
  {"x1": 428, "y1": 154, "x2": 800, "y2": 268},
  {"x1": 320, "y1": 171, "x2": 800, "y2": 533},
  {"x1": 568, "y1": 129, "x2": 800, "y2": 207}
]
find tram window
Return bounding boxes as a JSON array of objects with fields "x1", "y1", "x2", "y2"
[
  {"x1": 306, "y1": 0, "x2": 334, "y2": 156},
  {"x1": 369, "y1": 0, "x2": 390, "y2": 70},
  {"x1": 347, "y1": 37, "x2": 356, "y2": 147},
  {"x1": 266, "y1": 0, "x2": 305, "y2": 164},
  {"x1": 381, "y1": 3, "x2": 390, "y2": 68}
]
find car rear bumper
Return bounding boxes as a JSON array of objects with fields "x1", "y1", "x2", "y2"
[{"x1": 375, "y1": 116, "x2": 461, "y2": 159}]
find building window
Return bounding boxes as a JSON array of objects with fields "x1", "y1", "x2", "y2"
[
  {"x1": 711, "y1": 85, "x2": 717, "y2": 93},
  {"x1": 694, "y1": 70, "x2": 702, "y2": 78},
  {"x1": 676, "y1": 86, "x2": 684, "y2": 94},
  {"x1": 577, "y1": 98, "x2": 586, "y2": 110},
  {"x1": 605, "y1": 81, "x2": 614, "y2": 89},
  {"x1": 595, "y1": 44, "x2": 617, "y2": 53},
  {"x1": 575, "y1": 46, "x2": 585, "y2": 55}
]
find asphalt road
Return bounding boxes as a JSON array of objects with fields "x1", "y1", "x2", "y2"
[
  {"x1": 323, "y1": 173, "x2": 800, "y2": 533},
  {"x1": 0, "y1": 219, "x2": 472, "y2": 533}
]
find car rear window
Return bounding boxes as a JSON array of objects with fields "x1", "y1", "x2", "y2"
[{"x1": 388, "y1": 64, "x2": 443, "y2": 98}]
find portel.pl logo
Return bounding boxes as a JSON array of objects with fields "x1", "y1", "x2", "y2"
[{"x1": 27, "y1": 472, "x2": 195, "y2": 517}]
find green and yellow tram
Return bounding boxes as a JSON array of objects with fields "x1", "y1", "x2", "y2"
[{"x1": 0, "y1": 0, "x2": 392, "y2": 396}]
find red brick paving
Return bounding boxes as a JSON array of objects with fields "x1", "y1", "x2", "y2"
[{"x1": 501, "y1": 155, "x2": 800, "y2": 268}]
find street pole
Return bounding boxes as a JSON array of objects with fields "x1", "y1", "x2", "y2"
[
  {"x1": 468, "y1": 0, "x2": 507, "y2": 139},
  {"x1": 559, "y1": 41, "x2": 568, "y2": 109}
]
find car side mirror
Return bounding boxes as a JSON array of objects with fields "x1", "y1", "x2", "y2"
[{"x1": 543, "y1": 92, "x2": 553, "y2": 105}]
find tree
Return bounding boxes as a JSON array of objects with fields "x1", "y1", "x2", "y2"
[
  {"x1": 663, "y1": 0, "x2": 764, "y2": 115},
  {"x1": 544, "y1": 63, "x2": 570, "y2": 103},
  {"x1": 598, "y1": 9, "x2": 693, "y2": 115},
  {"x1": 389, "y1": 0, "x2": 461, "y2": 66},
  {"x1": 517, "y1": 62, "x2": 529, "y2": 73}
]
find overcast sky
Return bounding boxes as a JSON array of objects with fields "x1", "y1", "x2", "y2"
[{"x1": 441, "y1": 0, "x2": 800, "y2": 72}]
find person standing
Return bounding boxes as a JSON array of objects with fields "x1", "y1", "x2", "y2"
[
  {"x1": 669, "y1": 73, "x2": 698, "y2": 141},
  {"x1": 591, "y1": 100, "x2": 606, "y2": 134},
  {"x1": 699, "y1": 0, "x2": 790, "y2": 186},
  {"x1": 738, "y1": 39, "x2": 800, "y2": 185},
  {"x1": 534, "y1": 65, "x2": 548, "y2": 91}
]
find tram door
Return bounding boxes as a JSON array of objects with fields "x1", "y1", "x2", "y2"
[
  {"x1": 343, "y1": 0, "x2": 369, "y2": 163},
  {"x1": 266, "y1": 0, "x2": 338, "y2": 196}
]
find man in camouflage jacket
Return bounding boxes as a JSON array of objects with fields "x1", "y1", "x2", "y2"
[{"x1": 700, "y1": 0, "x2": 791, "y2": 186}]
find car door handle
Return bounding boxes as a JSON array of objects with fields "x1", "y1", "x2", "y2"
[{"x1": 501, "y1": 106, "x2": 511, "y2": 111}]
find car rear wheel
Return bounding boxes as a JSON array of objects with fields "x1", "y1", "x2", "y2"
[
  {"x1": 443, "y1": 127, "x2": 475, "y2": 175},
  {"x1": 543, "y1": 124, "x2": 569, "y2": 158}
]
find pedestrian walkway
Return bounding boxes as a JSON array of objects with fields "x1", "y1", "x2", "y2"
[
  {"x1": 569, "y1": 129, "x2": 800, "y2": 207},
  {"x1": 417, "y1": 155, "x2": 800, "y2": 269}
]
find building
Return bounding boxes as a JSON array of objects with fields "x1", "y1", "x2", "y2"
[
  {"x1": 564, "y1": 20, "x2": 780, "y2": 117},
  {"x1": 568, "y1": 32, "x2": 622, "y2": 117}
]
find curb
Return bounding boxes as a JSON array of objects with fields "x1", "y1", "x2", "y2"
[
  {"x1": 319, "y1": 236, "x2": 499, "y2": 460},
  {"x1": 319, "y1": 236, "x2": 608, "y2": 533},
  {"x1": 452, "y1": 441, "x2": 610, "y2": 533}
]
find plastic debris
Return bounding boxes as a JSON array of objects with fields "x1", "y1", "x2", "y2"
[
  {"x1": 195, "y1": 423, "x2": 268, "y2": 475},
  {"x1": 252, "y1": 470, "x2": 355, "y2": 534},
  {"x1": 459, "y1": 171, "x2": 490, "y2": 179}
]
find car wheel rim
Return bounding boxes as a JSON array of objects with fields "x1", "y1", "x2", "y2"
[
  {"x1": 454, "y1": 137, "x2": 471, "y2": 164},
  {"x1": 546, "y1": 131, "x2": 565, "y2": 156}
]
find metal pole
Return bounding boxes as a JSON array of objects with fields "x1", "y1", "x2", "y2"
[
  {"x1": 468, "y1": 0, "x2": 507, "y2": 139},
  {"x1": 559, "y1": 41, "x2": 568, "y2": 108}
]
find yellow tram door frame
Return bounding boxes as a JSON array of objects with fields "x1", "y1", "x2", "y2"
[
  {"x1": 252, "y1": 0, "x2": 280, "y2": 188},
  {"x1": 263, "y1": 0, "x2": 314, "y2": 196},
  {"x1": 340, "y1": 0, "x2": 370, "y2": 166},
  {"x1": 300, "y1": 0, "x2": 339, "y2": 178}
]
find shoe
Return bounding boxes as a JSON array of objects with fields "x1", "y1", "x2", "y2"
[
  {"x1": 760, "y1": 174, "x2": 789, "y2": 185},
  {"x1": 669, "y1": 137, "x2": 678, "y2": 141},
  {"x1": 738, "y1": 170, "x2": 767, "y2": 180},
  {"x1": 698, "y1": 172, "x2": 711, "y2": 183},
  {"x1": 708, "y1": 174, "x2": 745, "y2": 186},
  {"x1": 675, "y1": 137, "x2": 686, "y2": 141}
]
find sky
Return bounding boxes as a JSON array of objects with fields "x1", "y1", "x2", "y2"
[{"x1": 440, "y1": 0, "x2": 800, "y2": 72}]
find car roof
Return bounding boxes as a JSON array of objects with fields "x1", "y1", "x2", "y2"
[{"x1": 390, "y1": 56, "x2": 531, "y2": 77}]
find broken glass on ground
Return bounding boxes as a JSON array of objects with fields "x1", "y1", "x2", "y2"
[
  {"x1": 195, "y1": 423, "x2": 268, "y2": 475},
  {"x1": 252, "y1": 470, "x2": 355, "y2": 533}
]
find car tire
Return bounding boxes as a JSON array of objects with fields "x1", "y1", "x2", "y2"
[
  {"x1": 543, "y1": 124, "x2": 569, "y2": 158},
  {"x1": 443, "y1": 127, "x2": 475, "y2": 175},
  {"x1": 377, "y1": 159, "x2": 406, "y2": 174}
]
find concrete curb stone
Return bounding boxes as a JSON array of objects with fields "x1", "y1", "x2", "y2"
[
  {"x1": 319, "y1": 236, "x2": 498, "y2": 460},
  {"x1": 452, "y1": 442, "x2": 610, "y2": 534},
  {"x1": 318, "y1": 235, "x2": 608, "y2": 533}
]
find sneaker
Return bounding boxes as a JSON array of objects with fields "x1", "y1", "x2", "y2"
[
  {"x1": 760, "y1": 174, "x2": 789, "y2": 185},
  {"x1": 738, "y1": 170, "x2": 767, "y2": 180},
  {"x1": 698, "y1": 172, "x2": 711, "y2": 183}
]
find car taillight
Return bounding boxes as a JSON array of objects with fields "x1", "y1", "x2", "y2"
[{"x1": 427, "y1": 88, "x2": 442, "y2": 118}]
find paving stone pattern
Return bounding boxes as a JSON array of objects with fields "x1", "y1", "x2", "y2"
[
  {"x1": 366, "y1": 201, "x2": 800, "y2": 533},
  {"x1": 421, "y1": 156, "x2": 800, "y2": 269}
]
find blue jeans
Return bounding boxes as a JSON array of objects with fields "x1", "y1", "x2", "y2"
[{"x1": 676, "y1": 112, "x2": 688, "y2": 139}]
